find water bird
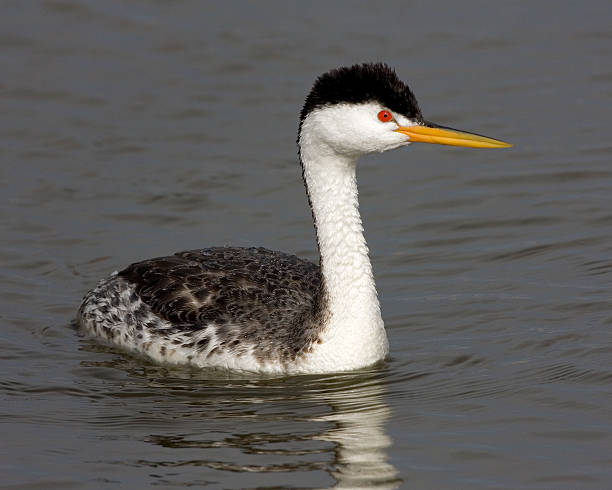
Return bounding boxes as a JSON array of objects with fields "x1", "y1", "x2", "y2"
[{"x1": 78, "y1": 63, "x2": 511, "y2": 374}]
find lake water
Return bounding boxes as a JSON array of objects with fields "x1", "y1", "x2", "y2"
[{"x1": 2, "y1": 1, "x2": 612, "y2": 488}]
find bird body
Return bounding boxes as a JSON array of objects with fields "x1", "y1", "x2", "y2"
[
  {"x1": 78, "y1": 63, "x2": 510, "y2": 374},
  {"x1": 79, "y1": 248, "x2": 327, "y2": 373}
]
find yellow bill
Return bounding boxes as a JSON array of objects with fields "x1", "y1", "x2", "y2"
[{"x1": 395, "y1": 122, "x2": 512, "y2": 149}]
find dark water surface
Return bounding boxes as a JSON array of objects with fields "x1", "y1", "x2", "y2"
[{"x1": 2, "y1": 1, "x2": 612, "y2": 488}]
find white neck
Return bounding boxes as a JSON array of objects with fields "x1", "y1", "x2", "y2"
[{"x1": 298, "y1": 120, "x2": 389, "y2": 371}]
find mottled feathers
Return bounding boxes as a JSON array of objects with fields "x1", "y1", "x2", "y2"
[{"x1": 79, "y1": 247, "x2": 327, "y2": 367}]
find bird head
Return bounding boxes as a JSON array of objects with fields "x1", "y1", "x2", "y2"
[{"x1": 299, "y1": 63, "x2": 511, "y2": 157}]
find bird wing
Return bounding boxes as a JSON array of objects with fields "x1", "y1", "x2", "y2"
[{"x1": 118, "y1": 247, "x2": 322, "y2": 334}]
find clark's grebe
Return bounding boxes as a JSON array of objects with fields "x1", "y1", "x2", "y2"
[{"x1": 78, "y1": 63, "x2": 511, "y2": 374}]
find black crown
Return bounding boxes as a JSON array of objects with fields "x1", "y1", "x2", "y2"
[{"x1": 300, "y1": 63, "x2": 423, "y2": 122}]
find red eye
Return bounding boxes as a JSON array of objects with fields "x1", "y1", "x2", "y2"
[{"x1": 377, "y1": 110, "x2": 392, "y2": 122}]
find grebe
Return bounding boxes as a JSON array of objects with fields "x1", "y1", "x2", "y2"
[{"x1": 78, "y1": 63, "x2": 511, "y2": 374}]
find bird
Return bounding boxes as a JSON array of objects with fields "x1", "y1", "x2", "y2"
[{"x1": 77, "y1": 63, "x2": 511, "y2": 375}]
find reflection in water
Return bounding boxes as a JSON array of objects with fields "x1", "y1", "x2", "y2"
[
  {"x1": 313, "y1": 378, "x2": 400, "y2": 489},
  {"x1": 79, "y1": 345, "x2": 401, "y2": 488}
]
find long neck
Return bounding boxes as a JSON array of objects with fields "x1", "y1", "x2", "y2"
[
  {"x1": 299, "y1": 131, "x2": 387, "y2": 363},
  {"x1": 303, "y1": 150, "x2": 377, "y2": 311}
]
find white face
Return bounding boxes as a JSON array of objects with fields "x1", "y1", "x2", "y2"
[{"x1": 301, "y1": 102, "x2": 418, "y2": 156}]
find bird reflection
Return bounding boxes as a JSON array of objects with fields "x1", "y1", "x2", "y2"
[
  {"x1": 310, "y1": 374, "x2": 401, "y2": 489},
  {"x1": 78, "y1": 349, "x2": 401, "y2": 488}
]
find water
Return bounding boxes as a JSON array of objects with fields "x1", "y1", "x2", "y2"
[{"x1": 1, "y1": 1, "x2": 612, "y2": 488}]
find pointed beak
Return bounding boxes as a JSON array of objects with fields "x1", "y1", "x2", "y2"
[{"x1": 395, "y1": 121, "x2": 512, "y2": 149}]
